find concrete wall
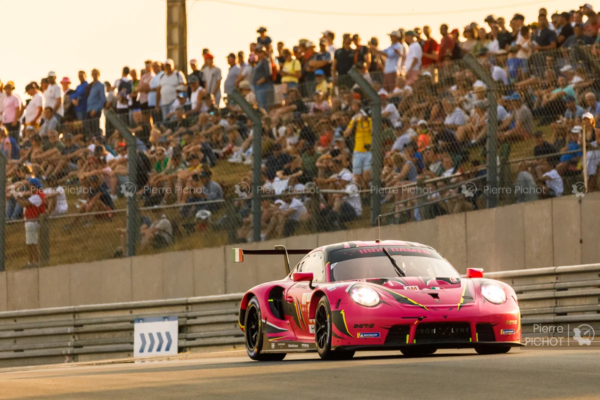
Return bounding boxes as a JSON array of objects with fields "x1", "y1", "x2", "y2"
[{"x1": 1, "y1": 193, "x2": 599, "y2": 311}]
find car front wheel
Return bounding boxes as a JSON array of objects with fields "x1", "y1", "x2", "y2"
[{"x1": 315, "y1": 296, "x2": 355, "y2": 361}]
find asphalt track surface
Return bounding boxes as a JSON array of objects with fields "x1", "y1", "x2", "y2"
[{"x1": 0, "y1": 349, "x2": 599, "y2": 400}]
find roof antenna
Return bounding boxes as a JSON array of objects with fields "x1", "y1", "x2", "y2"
[{"x1": 376, "y1": 214, "x2": 381, "y2": 243}]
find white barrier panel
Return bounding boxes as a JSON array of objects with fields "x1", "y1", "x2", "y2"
[{"x1": 134, "y1": 316, "x2": 178, "y2": 358}]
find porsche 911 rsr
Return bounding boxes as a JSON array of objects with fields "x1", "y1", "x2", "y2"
[{"x1": 234, "y1": 240, "x2": 521, "y2": 361}]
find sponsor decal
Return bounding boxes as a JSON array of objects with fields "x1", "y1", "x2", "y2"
[
  {"x1": 501, "y1": 329, "x2": 515, "y2": 335},
  {"x1": 302, "y1": 293, "x2": 308, "y2": 305},
  {"x1": 506, "y1": 320, "x2": 518, "y2": 325},
  {"x1": 277, "y1": 343, "x2": 286, "y2": 347},
  {"x1": 430, "y1": 287, "x2": 441, "y2": 290},
  {"x1": 287, "y1": 344, "x2": 299, "y2": 348},
  {"x1": 354, "y1": 324, "x2": 375, "y2": 329},
  {"x1": 358, "y1": 332, "x2": 381, "y2": 338},
  {"x1": 405, "y1": 286, "x2": 419, "y2": 291},
  {"x1": 271, "y1": 343, "x2": 275, "y2": 349},
  {"x1": 449, "y1": 277, "x2": 460, "y2": 284},
  {"x1": 301, "y1": 343, "x2": 310, "y2": 348},
  {"x1": 327, "y1": 283, "x2": 346, "y2": 291},
  {"x1": 309, "y1": 324, "x2": 315, "y2": 334}
]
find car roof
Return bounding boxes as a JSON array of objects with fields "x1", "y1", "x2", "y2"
[{"x1": 308, "y1": 240, "x2": 435, "y2": 256}]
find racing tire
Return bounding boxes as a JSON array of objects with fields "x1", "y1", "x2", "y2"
[
  {"x1": 315, "y1": 296, "x2": 355, "y2": 361},
  {"x1": 475, "y1": 345, "x2": 511, "y2": 355},
  {"x1": 400, "y1": 347, "x2": 437, "y2": 357},
  {"x1": 245, "y1": 297, "x2": 286, "y2": 362}
]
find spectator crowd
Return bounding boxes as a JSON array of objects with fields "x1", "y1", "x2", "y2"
[{"x1": 3, "y1": 4, "x2": 600, "y2": 263}]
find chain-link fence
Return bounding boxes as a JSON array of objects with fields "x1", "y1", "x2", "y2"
[{"x1": 2, "y1": 44, "x2": 600, "y2": 271}]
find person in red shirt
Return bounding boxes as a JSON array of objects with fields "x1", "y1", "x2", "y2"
[
  {"x1": 15, "y1": 182, "x2": 46, "y2": 267},
  {"x1": 438, "y1": 24, "x2": 455, "y2": 64},
  {"x1": 422, "y1": 26, "x2": 439, "y2": 69}
]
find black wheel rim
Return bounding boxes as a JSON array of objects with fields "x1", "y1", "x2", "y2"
[
  {"x1": 247, "y1": 307, "x2": 260, "y2": 350},
  {"x1": 315, "y1": 305, "x2": 329, "y2": 350}
]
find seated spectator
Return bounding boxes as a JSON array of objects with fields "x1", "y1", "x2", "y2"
[
  {"x1": 536, "y1": 160, "x2": 564, "y2": 198},
  {"x1": 499, "y1": 93, "x2": 533, "y2": 142},
  {"x1": 181, "y1": 170, "x2": 223, "y2": 217},
  {"x1": 309, "y1": 91, "x2": 331, "y2": 114},
  {"x1": 557, "y1": 126, "x2": 583, "y2": 176},
  {"x1": 564, "y1": 96, "x2": 585, "y2": 120},
  {"x1": 142, "y1": 214, "x2": 174, "y2": 249},
  {"x1": 38, "y1": 107, "x2": 59, "y2": 137},
  {"x1": 279, "y1": 190, "x2": 307, "y2": 237},
  {"x1": 44, "y1": 175, "x2": 68, "y2": 216},
  {"x1": 583, "y1": 92, "x2": 600, "y2": 124},
  {"x1": 441, "y1": 97, "x2": 467, "y2": 132},
  {"x1": 515, "y1": 162, "x2": 539, "y2": 203}
]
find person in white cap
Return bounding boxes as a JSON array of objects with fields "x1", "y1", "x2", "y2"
[
  {"x1": 582, "y1": 112, "x2": 600, "y2": 191},
  {"x1": 378, "y1": 31, "x2": 404, "y2": 92},
  {"x1": 44, "y1": 71, "x2": 64, "y2": 121},
  {"x1": 156, "y1": 58, "x2": 186, "y2": 120}
]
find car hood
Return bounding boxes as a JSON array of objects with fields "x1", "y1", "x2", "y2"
[{"x1": 361, "y1": 277, "x2": 475, "y2": 309}]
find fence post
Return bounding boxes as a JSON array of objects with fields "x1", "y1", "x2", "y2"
[
  {"x1": 105, "y1": 110, "x2": 139, "y2": 257},
  {"x1": 0, "y1": 153, "x2": 5, "y2": 272},
  {"x1": 228, "y1": 90, "x2": 262, "y2": 243},
  {"x1": 349, "y1": 67, "x2": 382, "y2": 226},
  {"x1": 463, "y1": 54, "x2": 498, "y2": 209}
]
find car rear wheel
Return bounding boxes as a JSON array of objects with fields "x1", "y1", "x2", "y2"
[
  {"x1": 400, "y1": 347, "x2": 437, "y2": 357},
  {"x1": 475, "y1": 345, "x2": 511, "y2": 355},
  {"x1": 315, "y1": 297, "x2": 355, "y2": 361},
  {"x1": 245, "y1": 297, "x2": 286, "y2": 361}
]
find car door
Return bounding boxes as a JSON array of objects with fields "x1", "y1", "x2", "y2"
[{"x1": 286, "y1": 251, "x2": 326, "y2": 340}]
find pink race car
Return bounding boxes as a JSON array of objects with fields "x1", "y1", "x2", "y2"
[{"x1": 235, "y1": 240, "x2": 522, "y2": 361}]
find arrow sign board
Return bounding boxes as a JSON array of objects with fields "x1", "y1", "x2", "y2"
[{"x1": 134, "y1": 316, "x2": 178, "y2": 358}]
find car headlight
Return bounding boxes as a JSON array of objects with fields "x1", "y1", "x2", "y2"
[
  {"x1": 350, "y1": 286, "x2": 380, "y2": 307},
  {"x1": 481, "y1": 283, "x2": 507, "y2": 304}
]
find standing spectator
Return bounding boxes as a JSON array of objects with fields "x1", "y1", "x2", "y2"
[
  {"x1": 157, "y1": 59, "x2": 187, "y2": 120},
  {"x1": 582, "y1": 113, "x2": 600, "y2": 192},
  {"x1": 404, "y1": 30, "x2": 423, "y2": 85},
  {"x1": 202, "y1": 54, "x2": 222, "y2": 107},
  {"x1": 252, "y1": 45, "x2": 273, "y2": 111},
  {"x1": 61, "y1": 76, "x2": 76, "y2": 121},
  {"x1": 344, "y1": 101, "x2": 372, "y2": 186},
  {"x1": 71, "y1": 71, "x2": 88, "y2": 121},
  {"x1": 556, "y1": 12, "x2": 574, "y2": 47},
  {"x1": 39, "y1": 107, "x2": 59, "y2": 137},
  {"x1": 14, "y1": 181, "x2": 46, "y2": 267},
  {"x1": 224, "y1": 53, "x2": 241, "y2": 97},
  {"x1": 280, "y1": 48, "x2": 302, "y2": 94},
  {"x1": 306, "y1": 39, "x2": 333, "y2": 81},
  {"x1": 257, "y1": 27, "x2": 273, "y2": 51},
  {"x1": 24, "y1": 82, "x2": 44, "y2": 128},
  {"x1": 352, "y1": 34, "x2": 371, "y2": 70},
  {"x1": 421, "y1": 26, "x2": 439, "y2": 69},
  {"x1": 368, "y1": 37, "x2": 384, "y2": 73},
  {"x1": 44, "y1": 71, "x2": 63, "y2": 122},
  {"x1": 438, "y1": 24, "x2": 455, "y2": 63},
  {"x1": 380, "y1": 31, "x2": 404, "y2": 92},
  {"x1": 138, "y1": 60, "x2": 154, "y2": 112},
  {"x1": 148, "y1": 61, "x2": 164, "y2": 122},
  {"x1": 533, "y1": 14, "x2": 557, "y2": 51},
  {"x1": 85, "y1": 69, "x2": 106, "y2": 137},
  {"x1": 188, "y1": 59, "x2": 205, "y2": 94},
  {"x1": 332, "y1": 33, "x2": 355, "y2": 85},
  {"x1": 322, "y1": 30, "x2": 336, "y2": 58},
  {"x1": 2, "y1": 82, "x2": 22, "y2": 140},
  {"x1": 496, "y1": 17, "x2": 513, "y2": 51}
]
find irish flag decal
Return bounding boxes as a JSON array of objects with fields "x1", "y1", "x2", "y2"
[{"x1": 232, "y1": 248, "x2": 244, "y2": 263}]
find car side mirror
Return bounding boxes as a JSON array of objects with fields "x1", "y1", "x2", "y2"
[
  {"x1": 293, "y1": 272, "x2": 314, "y2": 283},
  {"x1": 466, "y1": 268, "x2": 484, "y2": 278}
]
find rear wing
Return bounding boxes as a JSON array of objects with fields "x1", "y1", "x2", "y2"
[{"x1": 231, "y1": 245, "x2": 312, "y2": 275}]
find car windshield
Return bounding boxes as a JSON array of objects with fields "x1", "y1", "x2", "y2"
[{"x1": 329, "y1": 246, "x2": 459, "y2": 282}]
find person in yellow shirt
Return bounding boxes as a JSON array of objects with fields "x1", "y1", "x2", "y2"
[
  {"x1": 314, "y1": 69, "x2": 331, "y2": 99},
  {"x1": 280, "y1": 48, "x2": 302, "y2": 96},
  {"x1": 344, "y1": 100, "x2": 373, "y2": 186}
]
